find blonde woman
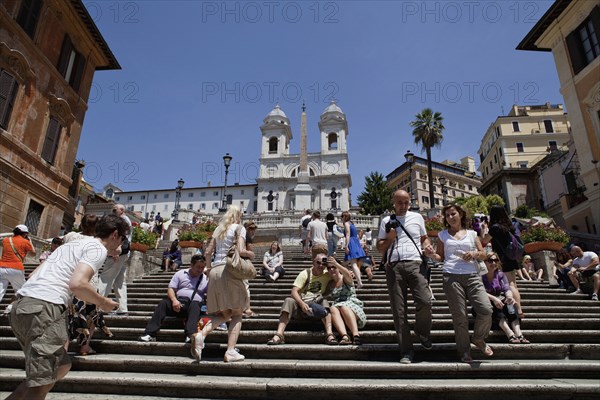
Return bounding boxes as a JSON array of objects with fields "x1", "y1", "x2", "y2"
[
  {"x1": 192, "y1": 205, "x2": 254, "y2": 363},
  {"x1": 341, "y1": 211, "x2": 366, "y2": 289}
]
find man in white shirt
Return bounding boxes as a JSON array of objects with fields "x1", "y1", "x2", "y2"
[
  {"x1": 299, "y1": 209, "x2": 312, "y2": 258},
  {"x1": 377, "y1": 190, "x2": 433, "y2": 364},
  {"x1": 307, "y1": 211, "x2": 328, "y2": 258},
  {"x1": 98, "y1": 204, "x2": 133, "y2": 314},
  {"x1": 567, "y1": 246, "x2": 599, "y2": 300},
  {"x1": 8, "y1": 214, "x2": 125, "y2": 400}
]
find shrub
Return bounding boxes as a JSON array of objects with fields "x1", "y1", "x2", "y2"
[
  {"x1": 425, "y1": 215, "x2": 445, "y2": 232},
  {"x1": 521, "y1": 224, "x2": 569, "y2": 245},
  {"x1": 131, "y1": 226, "x2": 158, "y2": 247},
  {"x1": 177, "y1": 222, "x2": 216, "y2": 242}
]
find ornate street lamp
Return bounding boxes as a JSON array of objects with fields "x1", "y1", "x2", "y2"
[
  {"x1": 438, "y1": 175, "x2": 447, "y2": 206},
  {"x1": 220, "y1": 153, "x2": 233, "y2": 212},
  {"x1": 404, "y1": 150, "x2": 419, "y2": 211},
  {"x1": 172, "y1": 178, "x2": 185, "y2": 221}
]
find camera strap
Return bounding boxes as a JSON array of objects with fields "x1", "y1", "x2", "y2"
[{"x1": 396, "y1": 218, "x2": 426, "y2": 262}]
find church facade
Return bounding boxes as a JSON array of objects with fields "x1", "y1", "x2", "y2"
[{"x1": 255, "y1": 101, "x2": 352, "y2": 213}]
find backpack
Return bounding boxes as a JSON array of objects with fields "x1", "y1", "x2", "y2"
[
  {"x1": 302, "y1": 217, "x2": 310, "y2": 229},
  {"x1": 504, "y1": 232, "x2": 524, "y2": 261}
]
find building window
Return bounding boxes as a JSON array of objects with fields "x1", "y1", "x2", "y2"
[
  {"x1": 200, "y1": 192, "x2": 206, "y2": 197},
  {"x1": 452, "y1": 190, "x2": 456, "y2": 196},
  {"x1": 41, "y1": 118, "x2": 62, "y2": 164},
  {"x1": 516, "y1": 143, "x2": 524, "y2": 153},
  {"x1": 267, "y1": 201, "x2": 273, "y2": 211},
  {"x1": 212, "y1": 202, "x2": 218, "y2": 209},
  {"x1": 566, "y1": 7, "x2": 600, "y2": 74},
  {"x1": 422, "y1": 196, "x2": 429, "y2": 204},
  {"x1": 115, "y1": 196, "x2": 120, "y2": 201},
  {"x1": 241, "y1": 190, "x2": 244, "y2": 195},
  {"x1": 518, "y1": 161, "x2": 529, "y2": 168},
  {"x1": 188, "y1": 204, "x2": 194, "y2": 210},
  {"x1": 213, "y1": 191, "x2": 219, "y2": 196},
  {"x1": 328, "y1": 133, "x2": 338, "y2": 150},
  {"x1": 164, "y1": 194, "x2": 169, "y2": 199},
  {"x1": 499, "y1": 148, "x2": 502, "y2": 156},
  {"x1": 153, "y1": 194, "x2": 157, "y2": 199},
  {"x1": 141, "y1": 195, "x2": 146, "y2": 200},
  {"x1": 493, "y1": 154, "x2": 498, "y2": 165},
  {"x1": 549, "y1": 141, "x2": 558, "y2": 151},
  {"x1": 16, "y1": 0, "x2": 42, "y2": 39},
  {"x1": 127, "y1": 196, "x2": 132, "y2": 201},
  {"x1": 25, "y1": 199, "x2": 44, "y2": 235},
  {"x1": 0, "y1": 70, "x2": 19, "y2": 130},
  {"x1": 57, "y1": 36, "x2": 86, "y2": 93},
  {"x1": 495, "y1": 126, "x2": 501, "y2": 137},
  {"x1": 469, "y1": 185, "x2": 473, "y2": 191},
  {"x1": 268, "y1": 137, "x2": 278, "y2": 153},
  {"x1": 188, "y1": 192, "x2": 194, "y2": 198},
  {"x1": 201, "y1": 203, "x2": 206, "y2": 210},
  {"x1": 106, "y1": 189, "x2": 114, "y2": 199},
  {"x1": 512, "y1": 121, "x2": 520, "y2": 132},
  {"x1": 544, "y1": 119, "x2": 554, "y2": 133},
  {"x1": 422, "y1": 182, "x2": 427, "y2": 189}
]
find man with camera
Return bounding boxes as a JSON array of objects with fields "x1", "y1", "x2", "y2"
[
  {"x1": 139, "y1": 254, "x2": 208, "y2": 343},
  {"x1": 377, "y1": 190, "x2": 434, "y2": 364},
  {"x1": 267, "y1": 252, "x2": 338, "y2": 345}
]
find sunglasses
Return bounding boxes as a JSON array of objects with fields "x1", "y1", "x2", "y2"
[
  {"x1": 486, "y1": 258, "x2": 499, "y2": 263},
  {"x1": 326, "y1": 266, "x2": 337, "y2": 270}
]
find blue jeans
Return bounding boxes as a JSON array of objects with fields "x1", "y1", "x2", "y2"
[{"x1": 327, "y1": 232, "x2": 337, "y2": 256}]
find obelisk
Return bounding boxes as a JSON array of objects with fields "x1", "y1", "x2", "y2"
[{"x1": 294, "y1": 101, "x2": 312, "y2": 210}]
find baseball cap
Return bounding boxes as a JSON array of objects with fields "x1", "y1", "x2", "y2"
[
  {"x1": 15, "y1": 224, "x2": 29, "y2": 233},
  {"x1": 523, "y1": 255, "x2": 531, "y2": 260}
]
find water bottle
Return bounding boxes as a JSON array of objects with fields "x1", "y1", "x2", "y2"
[
  {"x1": 201, "y1": 304, "x2": 208, "y2": 314},
  {"x1": 507, "y1": 303, "x2": 516, "y2": 314}
]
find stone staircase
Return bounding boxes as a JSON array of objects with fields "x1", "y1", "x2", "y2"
[{"x1": 1, "y1": 245, "x2": 599, "y2": 399}]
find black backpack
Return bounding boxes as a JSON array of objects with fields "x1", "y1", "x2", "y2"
[{"x1": 302, "y1": 217, "x2": 310, "y2": 229}]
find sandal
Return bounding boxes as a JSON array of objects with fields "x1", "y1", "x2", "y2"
[
  {"x1": 338, "y1": 335, "x2": 352, "y2": 345},
  {"x1": 509, "y1": 335, "x2": 520, "y2": 344},
  {"x1": 325, "y1": 333, "x2": 338, "y2": 345},
  {"x1": 352, "y1": 335, "x2": 362, "y2": 346},
  {"x1": 517, "y1": 335, "x2": 530, "y2": 344},
  {"x1": 472, "y1": 340, "x2": 494, "y2": 357},
  {"x1": 267, "y1": 333, "x2": 285, "y2": 345}
]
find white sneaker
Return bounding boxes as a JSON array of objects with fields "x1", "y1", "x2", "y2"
[
  {"x1": 139, "y1": 334, "x2": 156, "y2": 342},
  {"x1": 216, "y1": 322, "x2": 228, "y2": 331},
  {"x1": 2, "y1": 303, "x2": 13, "y2": 316},
  {"x1": 224, "y1": 349, "x2": 245, "y2": 363},
  {"x1": 570, "y1": 289, "x2": 583, "y2": 295},
  {"x1": 592, "y1": 294, "x2": 598, "y2": 301},
  {"x1": 191, "y1": 332, "x2": 204, "y2": 361}
]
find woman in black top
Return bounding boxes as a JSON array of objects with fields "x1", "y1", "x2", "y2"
[{"x1": 484, "y1": 206, "x2": 524, "y2": 317}]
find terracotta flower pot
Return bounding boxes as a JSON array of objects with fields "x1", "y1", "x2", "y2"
[
  {"x1": 427, "y1": 230, "x2": 440, "y2": 238},
  {"x1": 179, "y1": 240, "x2": 203, "y2": 249},
  {"x1": 130, "y1": 242, "x2": 149, "y2": 253},
  {"x1": 524, "y1": 241, "x2": 564, "y2": 254}
]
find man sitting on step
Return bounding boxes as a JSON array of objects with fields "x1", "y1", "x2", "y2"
[
  {"x1": 267, "y1": 252, "x2": 338, "y2": 345},
  {"x1": 139, "y1": 254, "x2": 208, "y2": 343}
]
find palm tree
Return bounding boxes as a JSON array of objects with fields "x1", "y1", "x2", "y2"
[{"x1": 410, "y1": 108, "x2": 445, "y2": 209}]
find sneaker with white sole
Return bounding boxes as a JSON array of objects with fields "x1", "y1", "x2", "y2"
[
  {"x1": 215, "y1": 322, "x2": 228, "y2": 331},
  {"x1": 224, "y1": 349, "x2": 245, "y2": 363},
  {"x1": 592, "y1": 294, "x2": 598, "y2": 301},
  {"x1": 191, "y1": 332, "x2": 204, "y2": 361},
  {"x1": 570, "y1": 289, "x2": 583, "y2": 295},
  {"x1": 139, "y1": 334, "x2": 156, "y2": 342}
]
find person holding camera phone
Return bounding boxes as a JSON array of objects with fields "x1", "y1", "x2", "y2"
[{"x1": 377, "y1": 190, "x2": 433, "y2": 364}]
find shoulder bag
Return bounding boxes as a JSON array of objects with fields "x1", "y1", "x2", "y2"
[
  {"x1": 8, "y1": 237, "x2": 24, "y2": 263},
  {"x1": 396, "y1": 220, "x2": 429, "y2": 275},
  {"x1": 226, "y1": 224, "x2": 257, "y2": 280},
  {"x1": 469, "y1": 230, "x2": 488, "y2": 275}
]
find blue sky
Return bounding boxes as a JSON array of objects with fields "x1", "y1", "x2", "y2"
[{"x1": 78, "y1": 0, "x2": 562, "y2": 202}]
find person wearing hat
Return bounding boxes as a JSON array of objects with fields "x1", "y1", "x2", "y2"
[
  {"x1": 0, "y1": 225, "x2": 36, "y2": 306},
  {"x1": 523, "y1": 255, "x2": 543, "y2": 282},
  {"x1": 516, "y1": 255, "x2": 533, "y2": 281}
]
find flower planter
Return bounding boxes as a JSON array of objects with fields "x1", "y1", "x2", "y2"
[
  {"x1": 524, "y1": 241, "x2": 564, "y2": 254},
  {"x1": 179, "y1": 240, "x2": 203, "y2": 249},
  {"x1": 130, "y1": 242, "x2": 149, "y2": 253},
  {"x1": 427, "y1": 230, "x2": 440, "y2": 238}
]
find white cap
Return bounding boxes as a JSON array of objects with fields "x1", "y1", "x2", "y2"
[{"x1": 15, "y1": 224, "x2": 29, "y2": 233}]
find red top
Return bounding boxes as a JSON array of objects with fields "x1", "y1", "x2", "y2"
[{"x1": 1, "y1": 236, "x2": 33, "y2": 271}]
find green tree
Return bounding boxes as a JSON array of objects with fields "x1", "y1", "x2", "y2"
[
  {"x1": 357, "y1": 172, "x2": 393, "y2": 215},
  {"x1": 463, "y1": 195, "x2": 488, "y2": 216},
  {"x1": 485, "y1": 195, "x2": 505, "y2": 211},
  {"x1": 410, "y1": 108, "x2": 445, "y2": 209}
]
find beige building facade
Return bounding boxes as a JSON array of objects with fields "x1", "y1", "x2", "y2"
[
  {"x1": 477, "y1": 104, "x2": 570, "y2": 212},
  {"x1": 0, "y1": 0, "x2": 119, "y2": 236},
  {"x1": 518, "y1": 0, "x2": 600, "y2": 236}
]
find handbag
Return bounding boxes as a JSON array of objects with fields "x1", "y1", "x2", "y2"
[
  {"x1": 176, "y1": 272, "x2": 205, "y2": 312},
  {"x1": 469, "y1": 230, "x2": 488, "y2": 275},
  {"x1": 226, "y1": 224, "x2": 257, "y2": 280},
  {"x1": 120, "y1": 236, "x2": 131, "y2": 256}
]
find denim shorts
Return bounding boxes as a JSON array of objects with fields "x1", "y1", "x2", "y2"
[{"x1": 10, "y1": 296, "x2": 70, "y2": 387}]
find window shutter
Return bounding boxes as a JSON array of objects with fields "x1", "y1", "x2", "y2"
[
  {"x1": 57, "y1": 36, "x2": 72, "y2": 77},
  {"x1": 16, "y1": 0, "x2": 42, "y2": 39},
  {"x1": 41, "y1": 118, "x2": 62, "y2": 164},
  {"x1": 0, "y1": 71, "x2": 19, "y2": 129},
  {"x1": 70, "y1": 53, "x2": 85, "y2": 93},
  {"x1": 566, "y1": 30, "x2": 586, "y2": 75}
]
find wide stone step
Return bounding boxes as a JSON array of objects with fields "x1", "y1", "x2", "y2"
[{"x1": 0, "y1": 368, "x2": 598, "y2": 400}]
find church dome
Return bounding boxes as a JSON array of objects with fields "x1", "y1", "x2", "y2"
[
  {"x1": 321, "y1": 100, "x2": 344, "y2": 115},
  {"x1": 263, "y1": 104, "x2": 289, "y2": 126},
  {"x1": 267, "y1": 104, "x2": 287, "y2": 118}
]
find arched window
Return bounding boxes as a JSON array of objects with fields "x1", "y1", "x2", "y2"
[
  {"x1": 290, "y1": 167, "x2": 316, "y2": 177},
  {"x1": 106, "y1": 188, "x2": 114, "y2": 199},
  {"x1": 328, "y1": 133, "x2": 338, "y2": 150},
  {"x1": 269, "y1": 137, "x2": 278, "y2": 153}
]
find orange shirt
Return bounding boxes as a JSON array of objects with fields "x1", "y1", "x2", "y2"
[{"x1": 1, "y1": 235, "x2": 33, "y2": 271}]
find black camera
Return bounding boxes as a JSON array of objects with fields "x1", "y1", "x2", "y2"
[
  {"x1": 385, "y1": 214, "x2": 401, "y2": 233},
  {"x1": 321, "y1": 257, "x2": 328, "y2": 264}
]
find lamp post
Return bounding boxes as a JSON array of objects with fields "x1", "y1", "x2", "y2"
[
  {"x1": 404, "y1": 150, "x2": 419, "y2": 211},
  {"x1": 438, "y1": 175, "x2": 447, "y2": 206},
  {"x1": 172, "y1": 178, "x2": 184, "y2": 222},
  {"x1": 220, "y1": 153, "x2": 232, "y2": 212}
]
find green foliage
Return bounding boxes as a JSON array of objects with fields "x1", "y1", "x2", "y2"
[
  {"x1": 452, "y1": 197, "x2": 468, "y2": 206},
  {"x1": 514, "y1": 204, "x2": 549, "y2": 218},
  {"x1": 485, "y1": 195, "x2": 505, "y2": 209},
  {"x1": 131, "y1": 227, "x2": 158, "y2": 247},
  {"x1": 357, "y1": 172, "x2": 393, "y2": 215},
  {"x1": 521, "y1": 224, "x2": 570, "y2": 245},
  {"x1": 462, "y1": 195, "x2": 488, "y2": 216},
  {"x1": 177, "y1": 222, "x2": 216, "y2": 242}
]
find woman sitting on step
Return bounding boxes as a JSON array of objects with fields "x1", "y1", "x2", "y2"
[
  {"x1": 263, "y1": 241, "x2": 285, "y2": 282},
  {"x1": 326, "y1": 256, "x2": 367, "y2": 346},
  {"x1": 480, "y1": 252, "x2": 530, "y2": 344}
]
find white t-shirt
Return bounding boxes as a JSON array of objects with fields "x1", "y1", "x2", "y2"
[
  {"x1": 300, "y1": 215, "x2": 311, "y2": 239},
  {"x1": 213, "y1": 224, "x2": 246, "y2": 266},
  {"x1": 308, "y1": 220, "x2": 328, "y2": 244},
  {"x1": 18, "y1": 236, "x2": 108, "y2": 305},
  {"x1": 379, "y1": 211, "x2": 426, "y2": 262},
  {"x1": 573, "y1": 251, "x2": 599, "y2": 269},
  {"x1": 438, "y1": 230, "x2": 479, "y2": 275}
]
